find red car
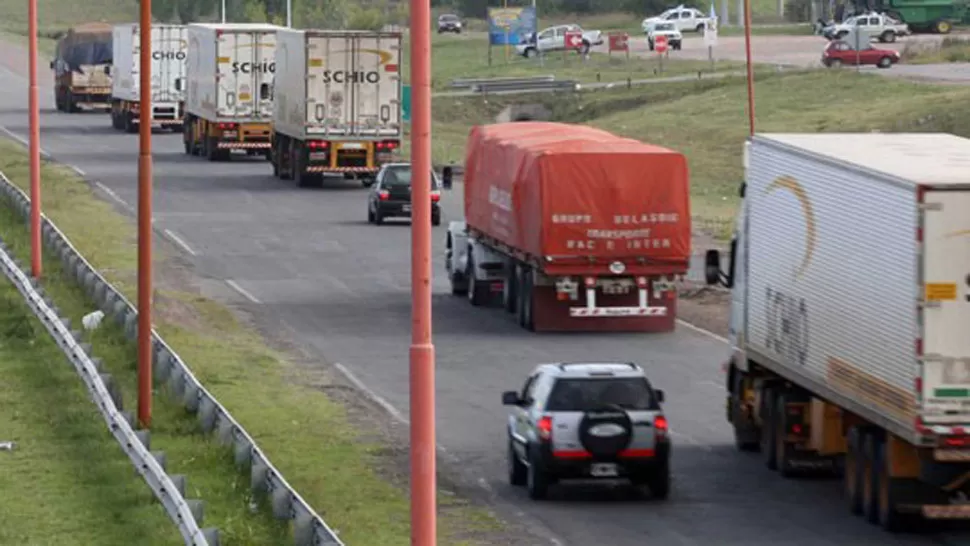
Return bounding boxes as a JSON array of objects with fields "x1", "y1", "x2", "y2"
[{"x1": 822, "y1": 40, "x2": 900, "y2": 68}]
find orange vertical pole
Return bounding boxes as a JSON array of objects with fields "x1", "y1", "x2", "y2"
[
  {"x1": 408, "y1": 0, "x2": 436, "y2": 540},
  {"x1": 28, "y1": 0, "x2": 41, "y2": 278},
  {"x1": 743, "y1": 0, "x2": 756, "y2": 136},
  {"x1": 137, "y1": 0, "x2": 154, "y2": 428}
]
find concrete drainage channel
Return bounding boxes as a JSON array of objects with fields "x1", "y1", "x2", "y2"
[{"x1": 0, "y1": 172, "x2": 345, "y2": 546}]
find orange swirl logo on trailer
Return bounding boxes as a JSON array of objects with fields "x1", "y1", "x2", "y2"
[{"x1": 763, "y1": 175, "x2": 817, "y2": 279}]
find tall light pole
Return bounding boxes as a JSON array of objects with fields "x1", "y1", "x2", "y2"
[
  {"x1": 409, "y1": 0, "x2": 436, "y2": 542},
  {"x1": 287, "y1": 0, "x2": 292, "y2": 26},
  {"x1": 28, "y1": 0, "x2": 41, "y2": 279},
  {"x1": 222, "y1": 0, "x2": 226, "y2": 23},
  {"x1": 137, "y1": 0, "x2": 155, "y2": 428}
]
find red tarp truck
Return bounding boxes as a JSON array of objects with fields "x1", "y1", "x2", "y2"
[{"x1": 443, "y1": 121, "x2": 692, "y2": 332}]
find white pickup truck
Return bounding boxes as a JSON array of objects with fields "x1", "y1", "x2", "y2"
[
  {"x1": 823, "y1": 12, "x2": 910, "y2": 43},
  {"x1": 515, "y1": 24, "x2": 604, "y2": 57}
]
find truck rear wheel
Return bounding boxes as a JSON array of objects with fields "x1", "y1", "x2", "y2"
[
  {"x1": 516, "y1": 268, "x2": 535, "y2": 331},
  {"x1": 861, "y1": 430, "x2": 883, "y2": 524},
  {"x1": 760, "y1": 387, "x2": 778, "y2": 470},
  {"x1": 731, "y1": 372, "x2": 760, "y2": 452},
  {"x1": 503, "y1": 264, "x2": 518, "y2": 313},
  {"x1": 845, "y1": 426, "x2": 865, "y2": 515},
  {"x1": 774, "y1": 393, "x2": 798, "y2": 477},
  {"x1": 875, "y1": 439, "x2": 916, "y2": 531},
  {"x1": 466, "y1": 253, "x2": 489, "y2": 306},
  {"x1": 124, "y1": 112, "x2": 137, "y2": 134}
]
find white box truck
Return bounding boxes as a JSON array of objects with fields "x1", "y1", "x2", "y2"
[
  {"x1": 183, "y1": 22, "x2": 283, "y2": 162},
  {"x1": 704, "y1": 133, "x2": 970, "y2": 531},
  {"x1": 270, "y1": 28, "x2": 403, "y2": 187},
  {"x1": 110, "y1": 23, "x2": 188, "y2": 133}
]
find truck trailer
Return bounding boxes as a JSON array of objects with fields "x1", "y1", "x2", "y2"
[
  {"x1": 446, "y1": 122, "x2": 692, "y2": 333},
  {"x1": 183, "y1": 23, "x2": 283, "y2": 161},
  {"x1": 51, "y1": 22, "x2": 113, "y2": 112},
  {"x1": 704, "y1": 133, "x2": 970, "y2": 530},
  {"x1": 110, "y1": 24, "x2": 188, "y2": 133},
  {"x1": 270, "y1": 28, "x2": 403, "y2": 187}
]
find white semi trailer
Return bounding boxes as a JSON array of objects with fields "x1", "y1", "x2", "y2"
[
  {"x1": 704, "y1": 133, "x2": 970, "y2": 531},
  {"x1": 270, "y1": 28, "x2": 403, "y2": 187},
  {"x1": 110, "y1": 23, "x2": 188, "y2": 133}
]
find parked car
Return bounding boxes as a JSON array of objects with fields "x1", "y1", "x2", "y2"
[
  {"x1": 822, "y1": 39, "x2": 901, "y2": 68},
  {"x1": 822, "y1": 12, "x2": 910, "y2": 43},
  {"x1": 648, "y1": 22, "x2": 683, "y2": 51},
  {"x1": 515, "y1": 24, "x2": 604, "y2": 57},
  {"x1": 503, "y1": 362, "x2": 671, "y2": 500},
  {"x1": 366, "y1": 163, "x2": 442, "y2": 226},
  {"x1": 641, "y1": 4, "x2": 710, "y2": 33},
  {"x1": 437, "y1": 13, "x2": 463, "y2": 34}
]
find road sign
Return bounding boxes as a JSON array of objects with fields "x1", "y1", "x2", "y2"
[
  {"x1": 564, "y1": 30, "x2": 583, "y2": 50},
  {"x1": 608, "y1": 32, "x2": 629, "y2": 52},
  {"x1": 402, "y1": 84, "x2": 411, "y2": 123},
  {"x1": 655, "y1": 35, "x2": 669, "y2": 54}
]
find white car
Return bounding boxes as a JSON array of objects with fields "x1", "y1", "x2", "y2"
[
  {"x1": 641, "y1": 4, "x2": 710, "y2": 34},
  {"x1": 647, "y1": 22, "x2": 683, "y2": 51},
  {"x1": 515, "y1": 24, "x2": 604, "y2": 57},
  {"x1": 822, "y1": 12, "x2": 910, "y2": 43}
]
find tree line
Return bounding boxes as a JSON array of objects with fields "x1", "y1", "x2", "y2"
[{"x1": 151, "y1": 0, "x2": 409, "y2": 30}]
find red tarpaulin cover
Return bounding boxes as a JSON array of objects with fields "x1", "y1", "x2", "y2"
[{"x1": 463, "y1": 122, "x2": 691, "y2": 266}]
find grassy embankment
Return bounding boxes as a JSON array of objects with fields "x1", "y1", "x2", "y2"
[
  {"x1": 430, "y1": 69, "x2": 970, "y2": 238},
  {"x1": 903, "y1": 36, "x2": 970, "y2": 64},
  {"x1": 0, "y1": 137, "x2": 506, "y2": 545},
  {"x1": 0, "y1": 278, "x2": 181, "y2": 545}
]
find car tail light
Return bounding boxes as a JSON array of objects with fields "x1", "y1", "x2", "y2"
[
  {"x1": 537, "y1": 416, "x2": 553, "y2": 441},
  {"x1": 378, "y1": 190, "x2": 390, "y2": 201},
  {"x1": 308, "y1": 140, "x2": 329, "y2": 150},
  {"x1": 431, "y1": 190, "x2": 440, "y2": 202},
  {"x1": 654, "y1": 415, "x2": 668, "y2": 437},
  {"x1": 218, "y1": 122, "x2": 236, "y2": 130}
]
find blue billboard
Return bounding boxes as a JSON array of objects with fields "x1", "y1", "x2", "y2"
[{"x1": 487, "y1": 7, "x2": 537, "y2": 46}]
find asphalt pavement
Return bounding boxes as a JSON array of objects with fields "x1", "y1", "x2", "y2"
[{"x1": 0, "y1": 53, "x2": 967, "y2": 545}]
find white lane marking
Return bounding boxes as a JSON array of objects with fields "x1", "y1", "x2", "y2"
[
  {"x1": 334, "y1": 362, "x2": 409, "y2": 425},
  {"x1": 70, "y1": 165, "x2": 85, "y2": 176},
  {"x1": 162, "y1": 229, "x2": 198, "y2": 256},
  {"x1": 225, "y1": 279, "x2": 261, "y2": 304},
  {"x1": 676, "y1": 318, "x2": 729, "y2": 344},
  {"x1": 0, "y1": 124, "x2": 50, "y2": 158},
  {"x1": 94, "y1": 181, "x2": 133, "y2": 210}
]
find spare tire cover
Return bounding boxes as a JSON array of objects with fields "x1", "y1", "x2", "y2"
[{"x1": 578, "y1": 406, "x2": 633, "y2": 458}]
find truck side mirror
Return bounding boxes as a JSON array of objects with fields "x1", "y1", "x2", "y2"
[
  {"x1": 442, "y1": 166, "x2": 453, "y2": 189},
  {"x1": 654, "y1": 389, "x2": 665, "y2": 403},
  {"x1": 704, "y1": 249, "x2": 721, "y2": 285},
  {"x1": 502, "y1": 391, "x2": 522, "y2": 406},
  {"x1": 49, "y1": 60, "x2": 55, "y2": 70}
]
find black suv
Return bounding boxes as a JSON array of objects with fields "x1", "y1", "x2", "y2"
[{"x1": 366, "y1": 163, "x2": 442, "y2": 226}]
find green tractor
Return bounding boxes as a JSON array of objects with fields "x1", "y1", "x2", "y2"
[{"x1": 864, "y1": 0, "x2": 967, "y2": 33}]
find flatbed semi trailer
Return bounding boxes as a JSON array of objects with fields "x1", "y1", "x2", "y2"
[
  {"x1": 446, "y1": 122, "x2": 692, "y2": 333},
  {"x1": 704, "y1": 133, "x2": 970, "y2": 530}
]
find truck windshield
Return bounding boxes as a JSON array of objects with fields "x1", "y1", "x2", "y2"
[{"x1": 545, "y1": 378, "x2": 658, "y2": 411}]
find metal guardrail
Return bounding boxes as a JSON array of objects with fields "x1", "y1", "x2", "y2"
[
  {"x1": 0, "y1": 173, "x2": 345, "y2": 546},
  {"x1": 450, "y1": 75, "x2": 556, "y2": 89},
  {"x1": 0, "y1": 237, "x2": 217, "y2": 546},
  {"x1": 471, "y1": 79, "x2": 579, "y2": 93}
]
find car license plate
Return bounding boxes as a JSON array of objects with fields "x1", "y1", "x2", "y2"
[
  {"x1": 402, "y1": 204, "x2": 411, "y2": 212},
  {"x1": 590, "y1": 463, "x2": 618, "y2": 477},
  {"x1": 341, "y1": 142, "x2": 364, "y2": 149}
]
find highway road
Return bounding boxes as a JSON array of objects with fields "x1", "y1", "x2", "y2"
[{"x1": 1, "y1": 45, "x2": 967, "y2": 546}]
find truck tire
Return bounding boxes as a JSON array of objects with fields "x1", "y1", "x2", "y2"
[
  {"x1": 874, "y1": 438, "x2": 918, "y2": 531},
  {"x1": 774, "y1": 393, "x2": 797, "y2": 477},
  {"x1": 503, "y1": 264, "x2": 518, "y2": 313},
  {"x1": 845, "y1": 426, "x2": 865, "y2": 515},
  {"x1": 517, "y1": 268, "x2": 535, "y2": 331},
  {"x1": 124, "y1": 112, "x2": 137, "y2": 134},
  {"x1": 760, "y1": 387, "x2": 778, "y2": 470},
  {"x1": 466, "y1": 253, "x2": 489, "y2": 306},
  {"x1": 66, "y1": 92, "x2": 79, "y2": 113},
  {"x1": 934, "y1": 19, "x2": 952, "y2": 34},
  {"x1": 731, "y1": 372, "x2": 760, "y2": 452},
  {"x1": 861, "y1": 430, "x2": 883, "y2": 524}
]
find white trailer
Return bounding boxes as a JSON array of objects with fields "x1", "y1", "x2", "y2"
[
  {"x1": 270, "y1": 28, "x2": 403, "y2": 187},
  {"x1": 110, "y1": 23, "x2": 187, "y2": 132},
  {"x1": 704, "y1": 133, "x2": 970, "y2": 531},
  {"x1": 183, "y1": 22, "x2": 283, "y2": 161}
]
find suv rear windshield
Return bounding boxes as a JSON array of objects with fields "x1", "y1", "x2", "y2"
[
  {"x1": 545, "y1": 378, "x2": 658, "y2": 411},
  {"x1": 382, "y1": 168, "x2": 440, "y2": 188}
]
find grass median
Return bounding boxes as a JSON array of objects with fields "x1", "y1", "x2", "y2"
[
  {"x1": 0, "y1": 278, "x2": 183, "y2": 546},
  {"x1": 0, "y1": 138, "x2": 506, "y2": 545}
]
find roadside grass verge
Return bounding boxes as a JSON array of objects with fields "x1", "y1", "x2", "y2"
[
  {"x1": 429, "y1": 69, "x2": 970, "y2": 239},
  {"x1": 0, "y1": 137, "x2": 505, "y2": 545},
  {"x1": 902, "y1": 36, "x2": 970, "y2": 63},
  {"x1": 0, "y1": 278, "x2": 181, "y2": 546}
]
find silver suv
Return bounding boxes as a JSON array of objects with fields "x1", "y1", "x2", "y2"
[{"x1": 502, "y1": 362, "x2": 671, "y2": 500}]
